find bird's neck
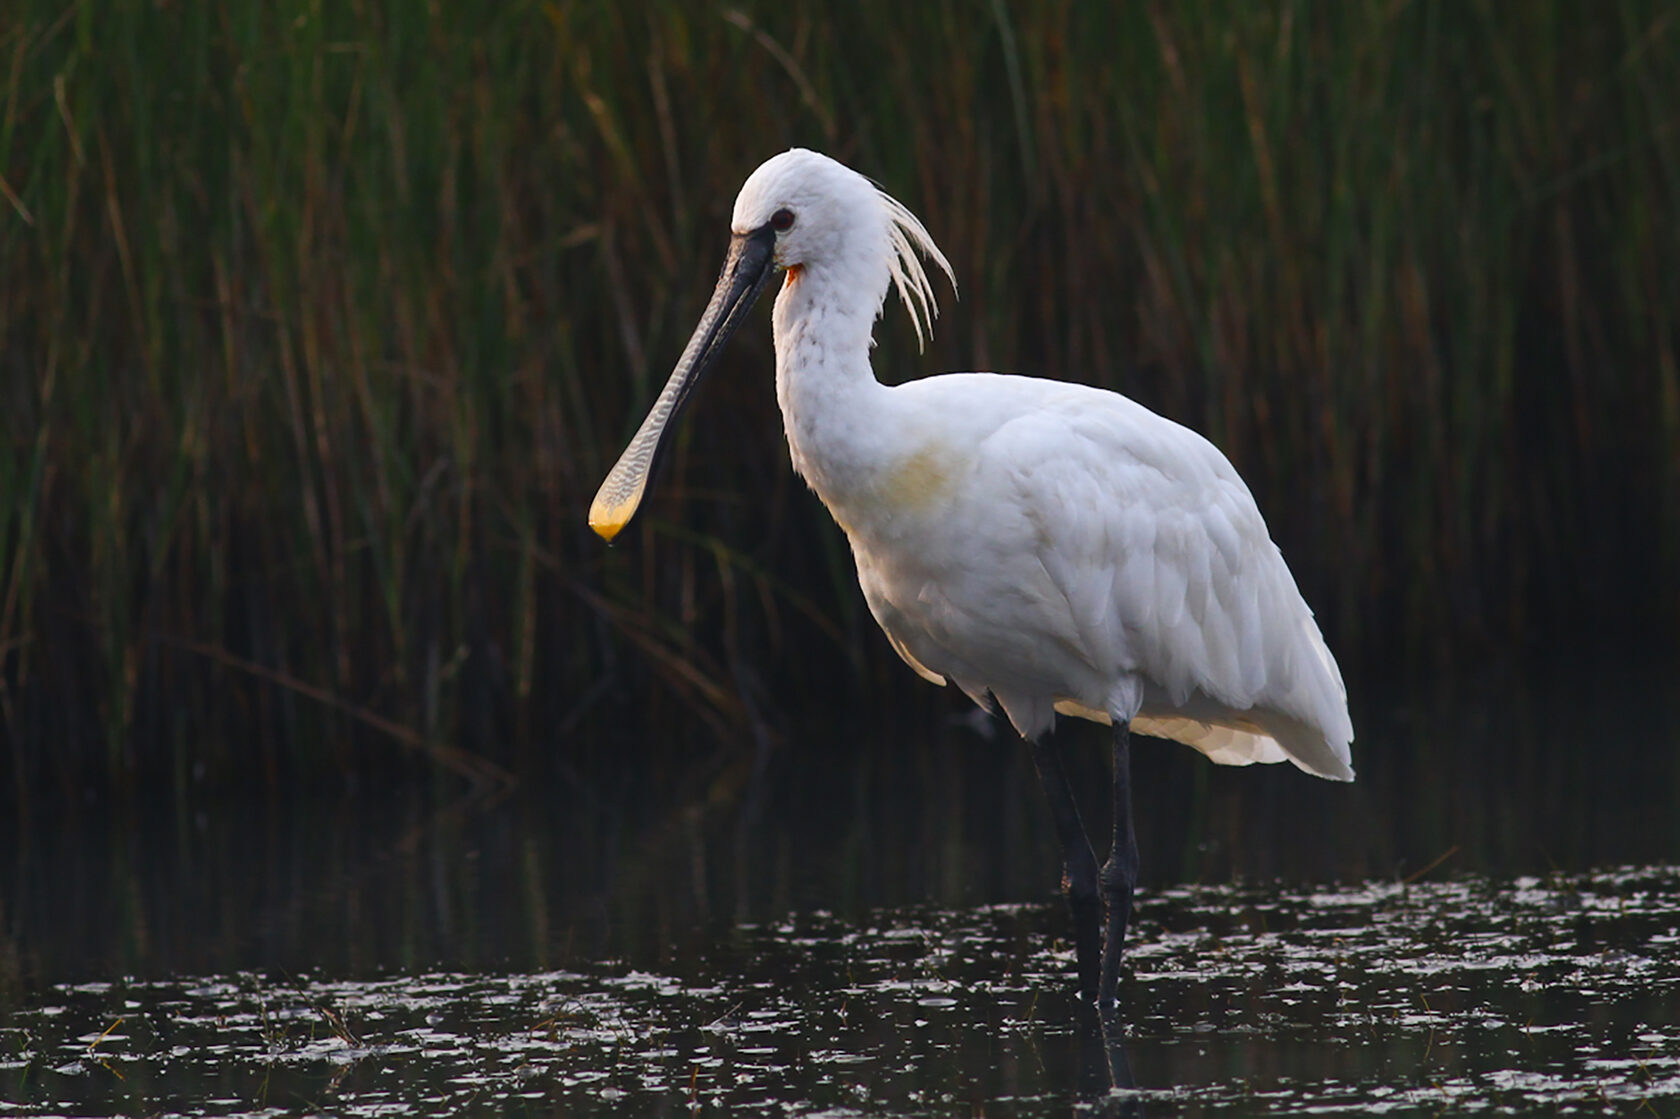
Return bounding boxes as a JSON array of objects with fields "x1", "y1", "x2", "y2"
[{"x1": 771, "y1": 264, "x2": 894, "y2": 516}]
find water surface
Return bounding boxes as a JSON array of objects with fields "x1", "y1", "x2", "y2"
[{"x1": 4, "y1": 870, "x2": 1677, "y2": 1114}]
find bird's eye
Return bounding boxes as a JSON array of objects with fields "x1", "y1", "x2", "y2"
[{"x1": 770, "y1": 208, "x2": 796, "y2": 233}]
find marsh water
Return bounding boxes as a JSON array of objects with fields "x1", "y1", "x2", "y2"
[{"x1": 2, "y1": 655, "x2": 1678, "y2": 1114}]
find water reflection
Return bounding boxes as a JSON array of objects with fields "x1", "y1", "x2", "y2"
[{"x1": 2, "y1": 655, "x2": 1676, "y2": 984}]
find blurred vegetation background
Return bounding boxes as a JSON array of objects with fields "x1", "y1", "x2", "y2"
[{"x1": 2, "y1": 0, "x2": 1677, "y2": 803}]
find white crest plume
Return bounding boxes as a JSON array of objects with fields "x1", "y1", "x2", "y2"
[{"x1": 878, "y1": 186, "x2": 956, "y2": 351}]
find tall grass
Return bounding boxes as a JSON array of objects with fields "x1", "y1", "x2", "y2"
[{"x1": 2, "y1": 1, "x2": 1676, "y2": 795}]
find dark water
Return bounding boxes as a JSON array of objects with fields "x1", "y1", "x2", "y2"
[
  {"x1": 1, "y1": 656, "x2": 1677, "y2": 1113},
  {"x1": 4, "y1": 873, "x2": 1679, "y2": 1114}
]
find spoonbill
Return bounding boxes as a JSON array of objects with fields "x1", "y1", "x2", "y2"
[{"x1": 590, "y1": 149, "x2": 1354, "y2": 1006}]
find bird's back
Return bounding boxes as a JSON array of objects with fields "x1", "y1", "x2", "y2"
[{"x1": 835, "y1": 372, "x2": 1353, "y2": 781}]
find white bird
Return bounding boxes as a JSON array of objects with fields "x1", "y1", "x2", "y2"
[{"x1": 590, "y1": 149, "x2": 1354, "y2": 1006}]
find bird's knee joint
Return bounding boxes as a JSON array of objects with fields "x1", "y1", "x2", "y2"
[
  {"x1": 1064, "y1": 868, "x2": 1100, "y2": 905},
  {"x1": 1100, "y1": 858, "x2": 1137, "y2": 894}
]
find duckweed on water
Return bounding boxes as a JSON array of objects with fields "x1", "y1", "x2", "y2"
[{"x1": 2, "y1": 868, "x2": 1676, "y2": 1115}]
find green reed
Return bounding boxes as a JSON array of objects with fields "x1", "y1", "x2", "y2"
[{"x1": 1, "y1": 0, "x2": 1676, "y2": 793}]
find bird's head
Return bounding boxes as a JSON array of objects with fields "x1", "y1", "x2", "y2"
[
  {"x1": 588, "y1": 148, "x2": 952, "y2": 542},
  {"x1": 729, "y1": 149, "x2": 879, "y2": 276},
  {"x1": 730, "y1": 149, "x2": 951, "y2": 344}
]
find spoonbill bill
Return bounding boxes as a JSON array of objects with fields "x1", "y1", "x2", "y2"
[{"x1": 590, "y1": 149, "x2": 1354, "y2": 1006}]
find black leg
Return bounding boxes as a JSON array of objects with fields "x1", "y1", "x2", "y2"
[
  {"x1": 1029, "y1": 731, "x2": 1102, "y2": 1002},
  {"x1": 1077, "y1": 1000, "x2": 1142, "y2": 1107},
  {"x1": 1099, "y1": 721, "x2": 1140, "y2": 1005}
]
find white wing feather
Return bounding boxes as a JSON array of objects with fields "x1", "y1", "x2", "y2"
[{"x1": 858, "y1": 374, "x2": 1354, "y2": 781}]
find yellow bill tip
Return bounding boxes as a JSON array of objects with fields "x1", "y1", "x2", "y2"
[
  {"x1": 588, "y1": 490, "x2": 639, "y2": 543},
  {"x1": 588, "y1": 508, "x2": 630, "y2": 543}
]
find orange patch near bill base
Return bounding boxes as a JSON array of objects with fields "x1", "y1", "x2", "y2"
[{"x1": 783, "y1": 264, "x2": 802, "y2": 290}]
